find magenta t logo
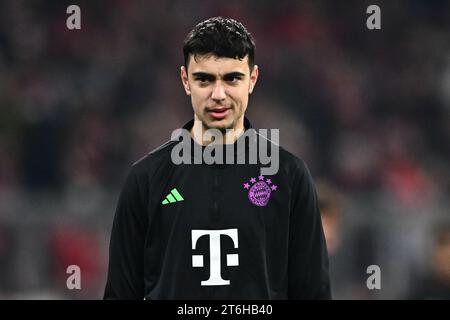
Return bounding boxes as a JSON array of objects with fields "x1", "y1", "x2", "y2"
[{"x1": 191, "y1": 229, "x2": 239, "y2": 286}]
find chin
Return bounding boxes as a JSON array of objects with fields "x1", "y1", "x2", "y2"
[{"x1": 208, "y1": 120, "x2": 235, "y2": 132}]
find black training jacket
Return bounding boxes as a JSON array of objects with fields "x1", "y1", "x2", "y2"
[{"x1": 104, "y1": 118, "x2": 331, "y2": 299}]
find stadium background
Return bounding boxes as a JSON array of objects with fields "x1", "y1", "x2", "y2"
[{"x1": 0, "y1": 0, "x2": 449, "y2": 299}]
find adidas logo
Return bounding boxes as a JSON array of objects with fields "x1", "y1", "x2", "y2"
[{"x1": 162, "y1": 188, "x2": 184, "y2": 205}]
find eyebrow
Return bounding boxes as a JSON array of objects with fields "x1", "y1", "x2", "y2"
[{"x1": 191, "y1": 72, "x2": 246, "y2": 79}]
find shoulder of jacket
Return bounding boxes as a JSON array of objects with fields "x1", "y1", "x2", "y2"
[
  {"x1": 130, "y1": 139, "x2": 178, "y2": 174},
  {"x1": 256, "y1": 131, "x2": 308, "y2": 176}
]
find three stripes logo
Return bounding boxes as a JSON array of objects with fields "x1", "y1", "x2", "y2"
[{"x1": 162, "y1": 188, "x2": 184, "y2": 205}]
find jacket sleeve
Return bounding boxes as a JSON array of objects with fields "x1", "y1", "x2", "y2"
[
  {"x1": 103, "y1": 166, "x2": 148, "y2": 299},
  {"x1": 288, "y1": 160, "x2": 331, "y2": 299}
]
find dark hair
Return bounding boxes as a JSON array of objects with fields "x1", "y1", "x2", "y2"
[{"x1": 183, "y1": 17, "x2": 255, "y2": 70}]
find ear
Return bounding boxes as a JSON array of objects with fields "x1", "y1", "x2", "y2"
[
  {"x1": 249, "y1": 65, "x2": 259, "y2": 94},
  {"x1": 180, "y1": 66, "x2": 191, "y2": 95}
]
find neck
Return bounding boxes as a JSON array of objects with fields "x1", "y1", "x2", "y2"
[{"x1": 190, "y1": 116, "x2": 245, "y2": 146}]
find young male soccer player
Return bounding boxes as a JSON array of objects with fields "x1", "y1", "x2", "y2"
[{"x1": 104, "y1": 16, "x2": 331, "y2": 299}]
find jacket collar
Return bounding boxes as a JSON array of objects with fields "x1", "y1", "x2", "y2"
[{"x1": 176, "y1": 117, "x2": 257, "y2": 163}]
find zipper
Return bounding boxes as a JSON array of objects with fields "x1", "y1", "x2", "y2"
[{"x1": 212, "y1": 168, "x2": 220, "y2": 221}]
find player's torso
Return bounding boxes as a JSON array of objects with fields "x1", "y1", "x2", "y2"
[{"x1": 143, "y1": 163, "x2": 291, "y2": 299}]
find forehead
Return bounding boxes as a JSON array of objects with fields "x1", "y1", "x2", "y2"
[{"x1": 187, "y1": 54, "x2": 249, "y2": 75}]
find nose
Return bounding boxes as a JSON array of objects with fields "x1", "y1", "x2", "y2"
[{"x1": 211, "y1": 81, "x2": 226, "y2": 101}]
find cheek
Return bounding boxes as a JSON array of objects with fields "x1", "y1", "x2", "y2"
[
  {"x1": 230, "y1": 87, "x2": 249, "y2": 105},
  {"x1": 190, "y1": 89, "x2": 209, "y2": 107}
]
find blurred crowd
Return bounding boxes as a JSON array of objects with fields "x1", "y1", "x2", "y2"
[{"x1": 0, "y1": 0, "x2": 449, "y2": 299}]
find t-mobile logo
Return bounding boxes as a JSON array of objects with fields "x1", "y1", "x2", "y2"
[{"x1": 191, "y1": 228, "x2": 239, "y2": 286}]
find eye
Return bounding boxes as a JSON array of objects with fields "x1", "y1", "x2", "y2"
[
  {"x1": 225, "y1": 75, "x2": 243, "y2": 84},
  {"x1": 195, "y1": 77, "x2": 212, "y2": 86}
]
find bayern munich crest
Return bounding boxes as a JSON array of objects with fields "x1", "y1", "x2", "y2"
[{"x1": 243, "y1": 175, "x2": 278, "y2": 207}]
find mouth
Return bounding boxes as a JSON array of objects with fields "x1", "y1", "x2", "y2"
[{"x1": 207, "y1": 106, "x2": 232, "y2": 120}]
